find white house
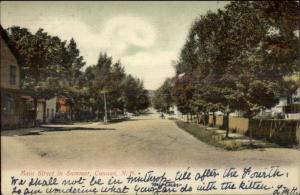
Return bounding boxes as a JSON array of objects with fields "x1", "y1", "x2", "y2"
[
  {"x1": 169, "y1": 105, "x2": 182, "y2": 118},
  {"x1": 45, "y1": 97, "x2": 57, "y2": 123},
  {"x1": 269, "y1": 87, "x2": 300, "y2": 120},
  {"x1": 271, "y1": 96, "x2": 288, "y2": 115},
  {"x1": 285, "y1": 87, "x2": 300, "y2": 120},
  {"x1": 35, "y1": 96, "x2": 62, "y2": 123},
  {"x1": 36, "y1": 99, "x2": 45, "y2": 124}
]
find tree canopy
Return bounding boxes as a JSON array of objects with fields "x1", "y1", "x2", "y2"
[
  {"x1": 155, "y1": 1, "x2": 300, "y2": 119},
  {"x1": 7, "y1": 27, "x2": 150, "y2": 121}
]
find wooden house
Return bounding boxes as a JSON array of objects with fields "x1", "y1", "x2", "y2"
[
  {"x1": 0, "y1": 25, "x2": 24, "y2": 129},
  {"x1": 21, "y1": 95, "x2": 72, "y2": 124}
]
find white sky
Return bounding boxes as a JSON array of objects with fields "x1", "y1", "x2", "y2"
[{"x1": 0, "y1": 1, "x2": 229, "y2": 90}]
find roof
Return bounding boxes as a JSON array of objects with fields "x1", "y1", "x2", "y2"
[{"x1": 0, "y1": 24, "x2": 24, "y2": 65}]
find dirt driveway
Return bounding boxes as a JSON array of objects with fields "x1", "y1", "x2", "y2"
[{"x1": 1, "y1": 110, "x2": 300, "y2": 170}]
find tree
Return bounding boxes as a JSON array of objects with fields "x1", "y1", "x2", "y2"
[
  {"x1": 137, "y1": 89, "x2": 151, "y2": 111},
  {"x1": 173, "y1": 74, "x2": 196, "y2": 122},
  {"x1": 153, "y1": 78, "x2": 175, "y2": 113},
  {"x1": 58, "y1": 38, "x2": 86, "y2": 119},
  {"x1": 222, "y1": 1, "x2": 299, "y2": 118},
  {"x1": 7, "y1": 26, "x2": 64, "y2": 125},
  {"x1": 121, "y1": 74, "x2": 146, "y2": 113},
  {"x1": 83, "y1": 53, "x2": 113, "y2": 119},
  {"x1": 109, "y1": 60, "x2": 126, "y2": 110},
  {"x1": 7, "y1": 26, "x2": 150, "y2": 122},
  {"x1": 171, "y1": 1, "x2": 299, "y2": 139},
  {"x1": 84, "y1": 53, "x2": 150, "y2": 119}
]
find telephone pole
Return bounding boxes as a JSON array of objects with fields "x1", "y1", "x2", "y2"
[{"x1": 101, "y1": 91, "x2": 108, "y2": 123}]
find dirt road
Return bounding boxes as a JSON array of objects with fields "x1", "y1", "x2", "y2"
[{"x1": 1, "y1": 110, "x2": 300, "y2": 169}]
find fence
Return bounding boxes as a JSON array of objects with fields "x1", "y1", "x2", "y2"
[
  {"x1": 208, "y1": 115, "x2": 224, "y2": 127},
  {"x1": 208, "y1": 115, "x2": 214, "y2": 126},
  {"x1": 248, "y1": 119, "x2": 300, "y2": 146},
  {"x1": 180, "y1": 114, "x2": 300, "y2": 146},
  {"x1": 229, "y1": 117, "x2": 249, "y2": 134},
  {"x1": 208, "y1": 115, "x2": 248, "y2": 133},
  {"x1": 216, "y1": 116, "x2": 224, "y2": 127}
]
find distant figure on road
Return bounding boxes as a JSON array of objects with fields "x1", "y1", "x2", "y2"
[{"x1": 160, "y1": 113, "x2": 165, "y2": 119}]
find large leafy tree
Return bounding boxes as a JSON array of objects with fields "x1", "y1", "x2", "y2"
[
  {"x1": 121, "y1": 74, "x2": 147, "y2": 113},
  {"x1": 58, "y1": 38, "x2": 86, "y2": 119},
  {"x1": 153, "y1": 78, "x2": 175, "y2": 113},
  {"x1": 84, "y1": 53, "x2": 113, "y2": 119},
  {"x1": 7, "y1": 26, "x2": 150, "y2": 123},
  {"x1": 8, "y1": 26, "x2": 89, "y2": 123},
  {"x1": 7, "y1": 26, "x2": 64, "y2": 125},
  {"x1": 222, "y1": 1, "x2": 299, "y2": 118},
  {"x1": 170, "y1": 1, "x2": 299, "y2": 138},
  {"x1": 84, "y1": 53, "x2": 150, "y2": 119}
]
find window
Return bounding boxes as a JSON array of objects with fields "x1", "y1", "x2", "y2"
[
  {"x1": 10, "y1": 65, "x2": 17, "y2": 85},
  {"x1": 6, "y1": 96, "x2": 14, "y2": 114}
]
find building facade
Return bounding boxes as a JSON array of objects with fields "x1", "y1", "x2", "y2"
[
  {"x1": 1, "y1": 25, "x2": 24, "y2": 129},
  {"x1": 268, "y1": 87, "x2": 300, "y2": 120},
  {"x1": 284, "y1": 87, "x2": 300, "y2": 120},
  {"x1": 45, "y1": 97, "x2": 57, "y2": 123}
]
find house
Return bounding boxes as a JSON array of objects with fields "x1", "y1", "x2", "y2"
[
  {"x1": 169, "y1": 105, "x2": 182, "y2": 118},
  {"x1": 0, "y1": 25, "x2": 24, "y2": 129},
  {"x1": 22, "y1": 95, "x2": 72, "y2": 124},
  {"x1": 284, "y1": 87, "x2": 300, "y2": 120},
  {"x1": 271, "y1": 96, "x2": 288, "y2": 114},
  {"x1": 34, "y1": 98, "x2": 45, "y2": 124},
  {"x1": 42, "y1": 96, "x2": 72, "y2": 123},
  {"x1": 45, "y1": 96, "x2": 57, "y2": 123},
  {"x1": 110, "y1": 108, "x2": 124, "y2": 120},
  {"x1": 57, "y1": 96, "x2": 71, "y2": 114},
  {"x1": 267, "y1": 86, "x2": 300, "y2": 120}
]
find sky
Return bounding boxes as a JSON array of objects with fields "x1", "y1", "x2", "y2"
[{"x1": 1, "y1": 1, "x2": 229, "y2": 90}]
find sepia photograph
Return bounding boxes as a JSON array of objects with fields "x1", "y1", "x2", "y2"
[{"x1": 1, "y1": 1, "x2": 300, "y2": 194}]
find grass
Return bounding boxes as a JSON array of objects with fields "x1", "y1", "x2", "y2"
[{"x1": 175, "y1": 121, "x2": 277, "y2": 151}]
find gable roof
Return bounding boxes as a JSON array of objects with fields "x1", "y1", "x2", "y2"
[{"x1": 0, "y1": 24, "x2": 24, "y2": 65}]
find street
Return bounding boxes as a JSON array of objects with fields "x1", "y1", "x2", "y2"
[{"x1": 1, "y1": 109, "x2": 300, "y2": 170}]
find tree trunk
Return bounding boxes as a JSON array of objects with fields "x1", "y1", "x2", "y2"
[
  {"x1": 246, "y1": 111, "x2": 253, "y2": 146},
  {"x1": 203, "y1": 112, "x2": 207, "y2": 126},
  {"x1": 225, "y1": 112, "x2": 230, "y2": 138},
  {"x1": 42, "y1": 101, "x2": 46, "y2": 124},
  {"x1": 96, "y1": 108, "x2": 100, "y2": 121},
  {"x1": 70, "y1": 105, "x2": 73, "y2": 122},
  {"x1": 213, "y1": 112, "x2": 216, "y2": 127},
  {"x1": 249, "y1": 116, "x2": 253, "y2": 146}
]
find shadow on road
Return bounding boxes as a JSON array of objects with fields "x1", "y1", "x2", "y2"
[
  {"x1": 1, "y1": 126, "x2": 116, "y2": 137},
  {"x1": 128, "y1": 118, "x2": 153, "y2": 122},
  {"x1": 19, "y1": 132, "x2": 42, "y2": 136},
  {"x1": 40, "y1": 126, "x2": 115, "y2": 132}
]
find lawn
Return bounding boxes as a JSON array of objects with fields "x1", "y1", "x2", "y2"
[{"x1": 175, "y1": 121, "x2": 278, "y2": 151}]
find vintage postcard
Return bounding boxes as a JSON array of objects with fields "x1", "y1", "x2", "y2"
[{"x1": 1, "y1": 1, "x2": 300, "y2": 195}]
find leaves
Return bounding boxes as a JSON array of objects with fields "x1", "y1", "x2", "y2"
[{"x1": 168, "y1": 1, "x2": 300, "y2": 118}]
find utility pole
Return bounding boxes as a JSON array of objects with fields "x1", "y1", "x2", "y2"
[
  {"x1": 103, "y1": 92, "x2": 108, "y2": 123},
  {"x1": 101, "y1": 90, "x2": 108, "y2": 123}
]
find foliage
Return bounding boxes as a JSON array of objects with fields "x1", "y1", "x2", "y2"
[
  {"x1": 84, "y1": 53, "x2": 150, "y2": 117},
  {"x1": 168, "y1": 1, "x2": 300, "y2": 118},
  {"x1": 153, "y1": 78, "x2": 175, "y2": 112},
  {"x1": 7, "y1": 27, "x2": 150, "y2": 122}
]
